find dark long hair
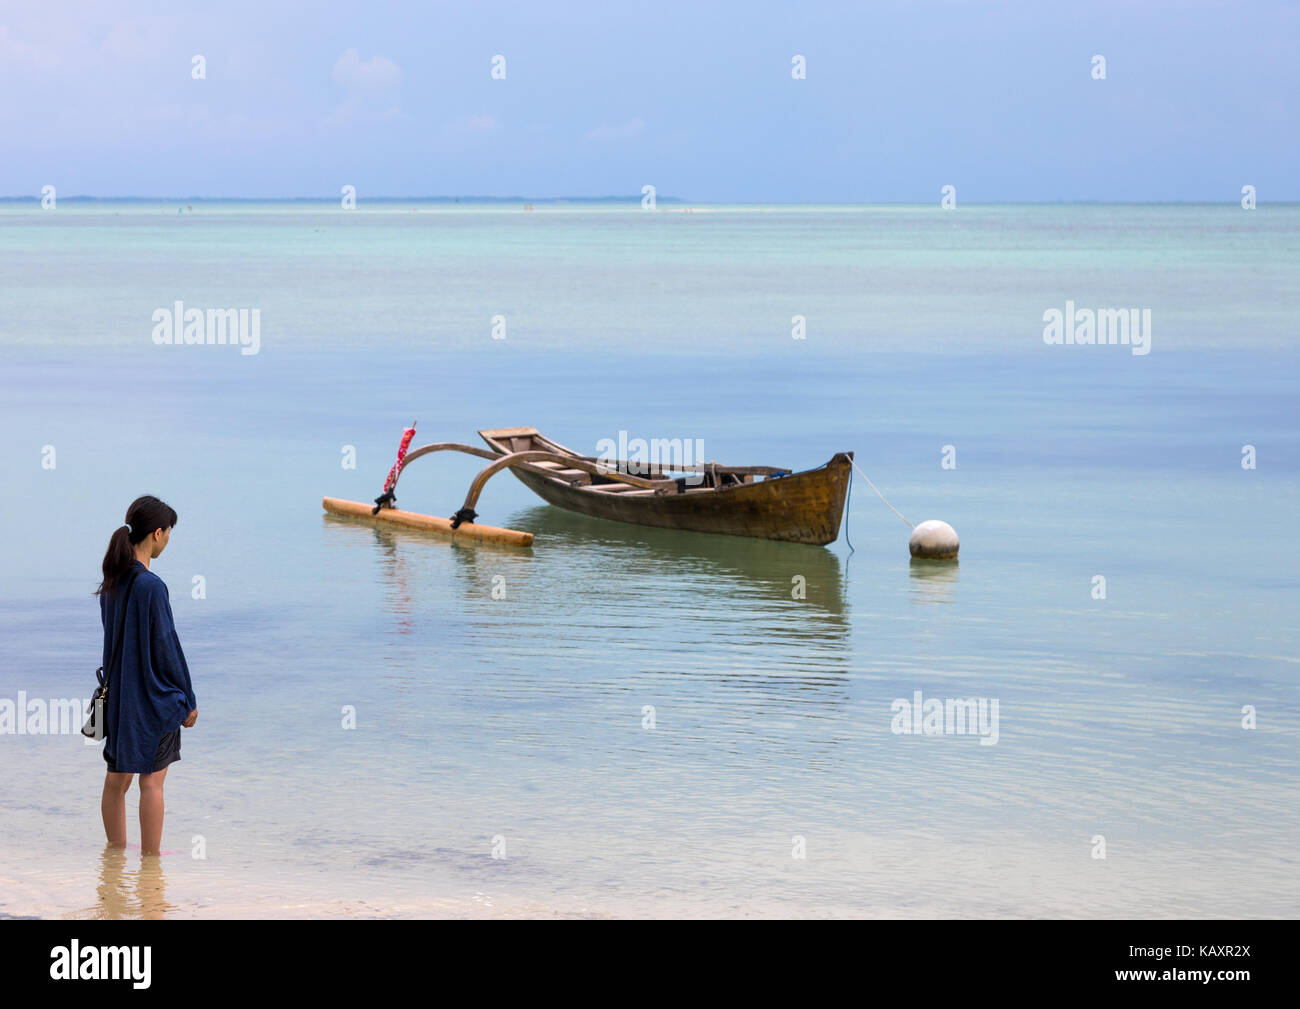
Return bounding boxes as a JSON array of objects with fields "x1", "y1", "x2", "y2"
[{"x1": 97, "y1": 495, "x2": 178, "y2": 597}]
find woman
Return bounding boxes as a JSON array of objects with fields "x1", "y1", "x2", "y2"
[{"x1": 96, "y1": 495, "x2": 198, "y2": 856}]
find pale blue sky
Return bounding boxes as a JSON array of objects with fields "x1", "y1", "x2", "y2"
[{"x1": 2, "y1": 0, "x2": 1296, "y2": 201}]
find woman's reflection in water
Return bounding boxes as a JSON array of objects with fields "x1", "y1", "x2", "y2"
[{"x1": 75, "y1": 843, "x2": 173, "y2": 919}]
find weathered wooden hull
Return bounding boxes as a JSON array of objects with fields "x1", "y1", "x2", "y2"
[{"x1": 508, "y1": 452, "x2": 852, "y2": 545}]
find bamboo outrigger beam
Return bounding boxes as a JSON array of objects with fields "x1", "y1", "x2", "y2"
[{"x1": 322, "y1": 497, "x2": 534, "y2": 547}]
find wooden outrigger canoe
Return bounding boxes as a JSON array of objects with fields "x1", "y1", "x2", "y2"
[{"x1": 323, "y1": 426, "x2": 852, "y2": 547}]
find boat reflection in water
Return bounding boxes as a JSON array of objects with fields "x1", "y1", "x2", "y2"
[
  {"x1": 323, "y1": 503, "x2": 854, "y2": 785},
  {"x1": 326, "y1": 503, "x2": 851, "y2": 689},
  {"x1": 504, "y1": 503, "x2": 844, "y2": 612},
  {"x1": 484, "y1": 506, "x2": 849, "y2": 681}
]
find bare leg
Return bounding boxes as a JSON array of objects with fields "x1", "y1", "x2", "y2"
[
  {"x1": 101, "y1": 771, "x2": 135, "y2": 847},
  {"x1": 138, "y1": 766, "x2": 169, "y2": 856}
]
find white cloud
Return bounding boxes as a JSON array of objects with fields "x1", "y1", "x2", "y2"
[
  {"x1": 326, "y1": 96, "x2": 406, "y2": 127},
  {"x1": 0, "y1": 24, "x2": 63, "y2": 71},
  {"x1": 435, "y1": 114, "x2": 503, "y2": 150},
  {"x1": 583, "y1": 117, "x2": 646, "y2": 142},
  {"x1": 326, "y1": 49, "x2": 404, "y2": 126},
  {"x1": 98, "y1": 16, "x2": 182, "y2": 63},
  {"x1": 332, "y1": 48, "x2": 401, "y2": 94},
  {"x1": 461, "y1": 114, "x2": 499, "y2": 132}
]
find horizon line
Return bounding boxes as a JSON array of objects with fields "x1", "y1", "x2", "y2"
[{"x1": 2, "y1": 195, "x2": 1294, "y2": 206}]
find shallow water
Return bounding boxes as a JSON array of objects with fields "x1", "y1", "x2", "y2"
[{"x1": 1, "y1": 203, "x2": 1297, "y2": 917}]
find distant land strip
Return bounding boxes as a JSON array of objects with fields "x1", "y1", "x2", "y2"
[
  {"x1": 3, "y1": 196, "x2": 1295, "y2": 205},
  {"x1": 0, "y1": 194, "x2": 687, "y2": 204}
]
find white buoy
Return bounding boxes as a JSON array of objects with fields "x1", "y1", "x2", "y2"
[{"x1": 909, "y1": 519, "x2": 959, "y2": 560}]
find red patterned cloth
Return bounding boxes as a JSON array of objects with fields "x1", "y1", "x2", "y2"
[{"x1": 382, "y1": 424, "x2": 417, "y2": 493}]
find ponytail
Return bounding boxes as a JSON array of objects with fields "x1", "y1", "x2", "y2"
[
  {"x1": 98, "y1": 525, "x2": 135, "y2": 597},
  {"x1": 97, "y1": 495, "x2": 178, "y2": 597}
]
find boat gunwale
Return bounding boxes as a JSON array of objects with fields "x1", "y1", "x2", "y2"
[{"x1": 475, "y1": 426, "x2": 841, "y2": 498}]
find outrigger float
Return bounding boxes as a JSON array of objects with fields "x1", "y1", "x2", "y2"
[{"x1": 323, "y1": 424, "x2": 854, "y2": 548}]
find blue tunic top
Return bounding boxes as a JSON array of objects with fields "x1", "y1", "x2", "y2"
[{"x1": 100, "y1": 561, "x2": 197, "y2": 773}]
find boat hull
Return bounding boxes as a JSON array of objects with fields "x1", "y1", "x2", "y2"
[{"x1": 508, "y1": 452, "x2": 852, "y2": 545}]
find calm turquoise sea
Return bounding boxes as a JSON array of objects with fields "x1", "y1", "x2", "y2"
[{"x1": 1, "y1": 202, "x2": 1297, "y2": 917}]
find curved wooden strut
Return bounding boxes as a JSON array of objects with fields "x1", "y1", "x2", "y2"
[{"x1": 384, "y1": 442, "x2": 673, "y2": 526}]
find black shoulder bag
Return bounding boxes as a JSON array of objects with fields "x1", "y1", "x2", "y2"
[{"x1": 82, "y1": 570, "x2": 140, "y2": 740}]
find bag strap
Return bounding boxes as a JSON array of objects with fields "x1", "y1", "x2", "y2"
[{"x1": 103, "y1": 567, "x2": 142, "y2": 693}]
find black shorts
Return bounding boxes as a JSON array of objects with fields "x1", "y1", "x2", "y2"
[{"x1": 104, "y1": 729, "x2": 182, "y2": 774}]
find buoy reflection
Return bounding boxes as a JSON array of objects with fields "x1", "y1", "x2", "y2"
[{"x1": 908, "y1": 557, "x2": 959, "y2": 604}]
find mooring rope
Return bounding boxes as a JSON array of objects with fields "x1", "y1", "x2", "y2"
[{"x1": 849, "y1": 458, "x2": 915, "y2": 530}]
